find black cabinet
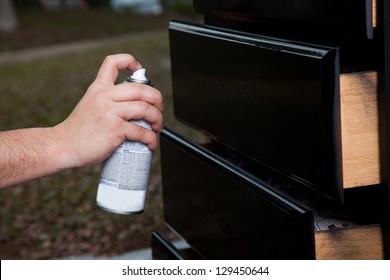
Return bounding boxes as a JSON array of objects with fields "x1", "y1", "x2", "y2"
[
  {"x1": 160, "y1": 128, "x2": 314, "y2": 259},
  {"x1": 153, "y1": 0, "x2": 390, "y2": 260}
]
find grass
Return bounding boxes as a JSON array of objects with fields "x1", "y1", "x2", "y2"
[{"x1": 0, "y1": 7, "x2": 199, "y2": 259}]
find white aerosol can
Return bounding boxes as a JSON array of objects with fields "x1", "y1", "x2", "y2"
[{"x1": 96, "y1": 68, "x2": 153, "y2": 215}]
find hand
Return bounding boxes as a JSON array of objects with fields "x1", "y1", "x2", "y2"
[{"x1": 53, "y1": 54, "x2": 164, "y2": 169}]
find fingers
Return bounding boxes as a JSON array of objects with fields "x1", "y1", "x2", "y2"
[
  {"x1": 94, "y1": 54, "x2": 142, "y2": 85},
  {"x1": 116, "y1": 101, "x2": 163, "y2": 132},
  {"x1": 111, "y1": 83, "x2": 164, "y2": 112},
  {"x1": 121, "y1": 122, "x2": 160, "y2": 150}
]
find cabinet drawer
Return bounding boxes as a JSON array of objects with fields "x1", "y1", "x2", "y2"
[
  {"x1": 194, "y1": 0, "x2": 377, "y2": 39},
  {"x1": 161, "y1": 128, "x2": 314, "y2": 259},
  {"x1": 160, "y1": 128, "x2": 384, "y2": 260},
  {"x1": 151, "y1": 230, "x2": 202, "y2": 260},
  {"x1": 169, "y1": 21, "x2": 379, "y2": 201},
  {"x1": 151, "y1": 230, "x2": 186, "y2": 260}
]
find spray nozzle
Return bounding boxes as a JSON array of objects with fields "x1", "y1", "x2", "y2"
[{"x1": 130, "y1": 68, "x2": 149, "y2": 83}]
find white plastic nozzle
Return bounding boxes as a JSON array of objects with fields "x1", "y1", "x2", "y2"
[{"x1": 131, "y1": 68, "x2": 148, "y2": 82}]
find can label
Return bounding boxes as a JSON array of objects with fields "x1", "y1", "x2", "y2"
[{"x1": 99, "y1": 120, "x2": 152, "y2": 191}]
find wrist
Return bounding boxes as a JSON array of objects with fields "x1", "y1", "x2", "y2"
[{"x1": 51, "y1": 124, "x2": 78, "y2": 171}]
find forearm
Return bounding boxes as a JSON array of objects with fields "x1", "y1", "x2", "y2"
[{"x1": 0, "y1": 127, "x2": 68, "y2": 188}]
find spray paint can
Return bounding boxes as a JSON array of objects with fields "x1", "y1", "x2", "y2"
[{"x1": 96, "y1": 68, "x2": 153, "y2": 215}]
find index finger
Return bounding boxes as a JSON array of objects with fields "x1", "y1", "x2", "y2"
[{"x1": 94, "y1": 54, "x2": 142, "y2": 85}]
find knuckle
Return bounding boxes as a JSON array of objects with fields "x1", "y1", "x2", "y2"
[
  {"x1": 154, "y1": 90, "x2": 164, "y2": 108},
  {"x1": 127, "y1": 54, "x2": 137, "y2": 65},
  {"x1": 154, "y1": 111, "x2": 163, "y2": 126},
  {"x1": 136, "y1": 101, "x2": 150, "y2": 113},
  {"x1": 135, "y1": 125, "x2": 150, "y2": 141},
  {"x1": 103, "y1": 55, "x2": 115, "y2": 64},
  {"x1": 160, "y1": 98, "x2": 165, "y2": 111},
  {"x1": 93, "y1": 91, "x2": 108, "y2": 107}
]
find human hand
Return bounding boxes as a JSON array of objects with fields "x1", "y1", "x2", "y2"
[{"x1": 53, "y1": 54, "x2": 164, "y2": 169}]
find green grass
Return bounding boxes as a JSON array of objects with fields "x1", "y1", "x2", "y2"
[{"x1": 0, "y1": 8, "x2": 198, "y2": 259}]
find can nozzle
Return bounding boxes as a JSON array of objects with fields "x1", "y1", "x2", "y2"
[{"x1": 130, "y1": 68, "x2": 149, "y2": 84}]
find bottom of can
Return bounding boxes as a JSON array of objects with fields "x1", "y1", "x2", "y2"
[{"x1": 96, "y1": 202, "x2": 144, "y2": 215}]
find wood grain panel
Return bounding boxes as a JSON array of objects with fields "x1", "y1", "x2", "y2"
[
  {"x1": 340, "y1": 71, "x2": 379, "y2": 189},
  {"x1": 315, "y1": 225, "x2": 383, "y2": 259}
]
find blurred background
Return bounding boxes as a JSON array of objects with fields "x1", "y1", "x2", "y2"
[{"x1": 0, "y1": 0, "x2": 199, "y2": 259}]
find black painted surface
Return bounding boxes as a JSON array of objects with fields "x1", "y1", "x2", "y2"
[
  {"x1": 194, "y1": 0, "x2": 374, "y2": 39},
  {"x1": 376, "y1": 0, "x2": 390, "y2": 258},
  {"x1": 169, "y1": 21, "x2": 342, "y2": 200},
  {"x1": 160, "y1": 128, "x2": 314, "y2": 259},
  {"x1": 151, "y1": 231, "x2": 187, "y2": 260}
]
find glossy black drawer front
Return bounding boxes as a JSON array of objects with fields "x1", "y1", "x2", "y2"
[
  {"x1": 151, "y1": 231, "x2": 187, "y2": 260},
  {"x1": 160, "y1": 128, "x2": 314, "y2": 259},
  {"x1": 194, "y1": 0, "x2": 374, "y2": 39},
  {"x1": 169, "y1": 21, "x2": 342, "y2": 200}
]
